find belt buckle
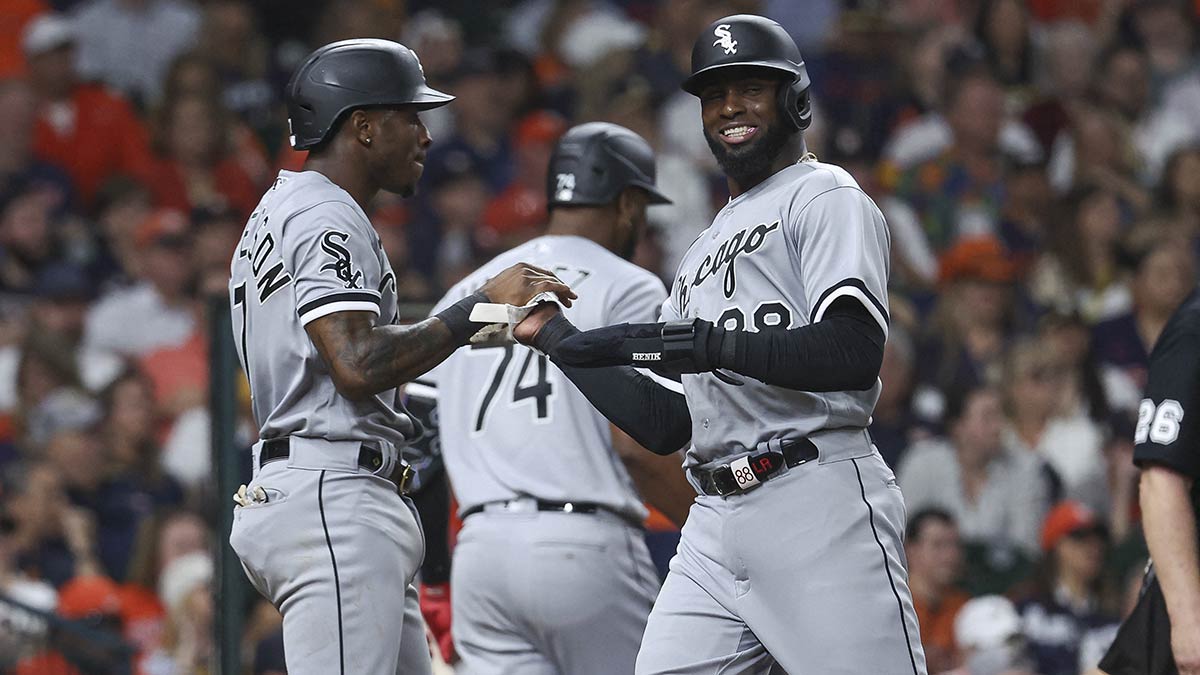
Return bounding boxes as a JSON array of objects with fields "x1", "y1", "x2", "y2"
[
  {"x1": 397, "y1": 463, "x2": 414, "y2": 494},
  {"x1": 712, "y1": 466, "x2": 742, "y2": 496}
]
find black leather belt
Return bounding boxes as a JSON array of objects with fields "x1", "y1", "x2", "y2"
[
  {"x1": 690, "y1": 438, "x2": 819, "y2": 496},
  {"x1": 461, "y1": 500, "x2": 602, "y2": 519},
  {"x1": 259, "y1": 437, "x2": 413, "y2": 494},
  {"x1": 461, "y1": 500, "x2": 642, "y2": 529}
]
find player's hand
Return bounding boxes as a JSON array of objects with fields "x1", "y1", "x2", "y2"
[
  {"x1": 481, "y1": 263, "x2": 576, "y2": 308},
  {"x1": 420, "y1": 583, "x2": 456, "y2": 663},
  {"x1": 514, "y1": 302, "x2": 561, "y2": 345}
]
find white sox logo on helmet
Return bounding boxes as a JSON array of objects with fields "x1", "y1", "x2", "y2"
[
  {"x1": 713, "y1": 24, "x2": 737, "y2": 55},
  {"x1": 555, "y1": 173, "x2": 576, "y2": 201}
]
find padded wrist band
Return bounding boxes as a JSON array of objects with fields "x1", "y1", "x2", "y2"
[{"x1": 435, "y1": 291, "x2": 490, "y2": 345}]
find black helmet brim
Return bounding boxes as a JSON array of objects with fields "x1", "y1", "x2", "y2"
[
  {"x1": 682, "y1": 60, "x2": 801, "y2": 96},
  {"x1": 409, "y1": 85, "x2": 455, "y2": 110}
]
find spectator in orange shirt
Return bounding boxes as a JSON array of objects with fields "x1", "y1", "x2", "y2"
[
  {"x1": 143, "y1": 91, "x2": 261, "y2": 218},
  {"x1": 0, "y1": 78, "x2": 75, "y2": 212},
  {"x1": 906, "y1": 508, "x2": 972, "y2": 673},
  {"x1": 160, "y1": 53, "x2": 272, "y2": 188},
  {"x1": 23, "y1": 13, "x2": 154, "y2": 209}
]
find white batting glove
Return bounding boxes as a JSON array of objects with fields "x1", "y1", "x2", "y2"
[
  {"x1": 232, "y1": 484, "x2": 268, "y2": 507},
  {"x1": 467, "y1": 291, "x2": 562, "y2": 346}
]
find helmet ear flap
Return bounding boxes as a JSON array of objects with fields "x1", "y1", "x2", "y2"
[{"x1": 777, "y1": 80, "x2": 811, "y2": 132}]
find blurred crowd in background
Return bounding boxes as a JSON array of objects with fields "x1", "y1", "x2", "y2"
[{"x1": 0, "y1": 0, "x2": 1199, "y2": 673}]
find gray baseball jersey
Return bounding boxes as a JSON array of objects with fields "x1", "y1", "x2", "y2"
[
  {"x1": 229, "y1": 169, "x2": 416, "y2": 448},
  {"x1": 636, "y1": 160, "x2": 925, "y2": 675},
  {"x1": 424, "y1": 235, "x2": 667, "y2": 520},
  {"x1": 662, "y1": 160, "x2": 890, "y2": 467},
  {"x1": 229, "y1": 169, "x2": 432, "y2": 675}
]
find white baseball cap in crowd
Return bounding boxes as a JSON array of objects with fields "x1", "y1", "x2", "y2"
[
  {"x1": 22, "y1": 13, "x2": 76, "y2": 57},
  {"x1": 954, "y1": 594, "x2": 1023, "y2": 650}
]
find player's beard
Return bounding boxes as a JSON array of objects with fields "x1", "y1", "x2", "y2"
[{"x1": 705, "y1": 122, "x2": 792, "y2": 186}]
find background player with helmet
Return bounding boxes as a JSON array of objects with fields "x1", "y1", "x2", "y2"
[
  {"x1": 1097, "y1": 285, "x2": 1200, "y2": 675},
  {"x1": 406, "y1": 121, "x2": 695, "y2": 674},
  {"x1": 514, "y1": 14, "x2": 927, "y2": 673},
  {"x1": 227, "y1": 39, "x2": 575, "y2": 675}
]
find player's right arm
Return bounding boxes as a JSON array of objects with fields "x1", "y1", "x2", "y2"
[
  {"x1": 285, "y1": 204, "x2": 573, "y2": 401},
  {"x1": 307, "y1": 265, "x2": 574, "y2": 401},
  {"x1": 1131, "y1": 320, "x2": 1200, "y2": 673}
]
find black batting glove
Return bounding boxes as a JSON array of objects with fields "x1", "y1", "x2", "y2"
[{"x1": 556, "y1": 319, "x2": 743, "y2": 385}]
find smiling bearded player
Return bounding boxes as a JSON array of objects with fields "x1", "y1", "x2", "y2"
[{"x1": 512, "y1": 14, "x2": 928, "y2": 675}]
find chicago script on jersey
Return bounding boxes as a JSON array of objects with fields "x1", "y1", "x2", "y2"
[{"x1": 676, "y1": 219, "x2": 781, "y2": 313}]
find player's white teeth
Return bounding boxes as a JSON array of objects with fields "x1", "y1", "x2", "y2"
[{"x1": 721, "y1": 125, "x2": 756, "y2": 140}]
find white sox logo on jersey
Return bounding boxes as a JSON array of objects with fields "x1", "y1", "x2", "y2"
[
  {"x1": 676, "y1": 219, "x2": 780, "y2": 314},
  {"x1": 320, "y1": 231, "x2": 363, "y2": 289},
  {"x1": 713, "y1": 24, "x2": 738, "y2": 55}
]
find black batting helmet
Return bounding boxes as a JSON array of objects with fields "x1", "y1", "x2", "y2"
[
  {"x1": 546, "y1": 123, "x2": 671, "y2": 208},
  {"x1": 286, "y1": 39, "x2": 454, "y2": 151},
  {"x1": 682, "y1": 15, "x2": 811, "y2": 132}
]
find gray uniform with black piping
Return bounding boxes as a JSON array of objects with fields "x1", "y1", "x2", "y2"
[
  {"x1": 409, "y1": 121, "x2": 674, "y2": 675},
  {"x1": 636, "y1": 158, "x2": 927, "y2": 675},
  {"x1": 419, "y1": 235, "x2": 665, "y2": 675},
  {"x1": 227, "y1": 169, "x2": 431, "y2": 675}
]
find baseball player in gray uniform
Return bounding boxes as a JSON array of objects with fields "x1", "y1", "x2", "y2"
[
  {"x1": 515, "y1": 15, "x2": 927, "y2": 675},
  {"x1": 226, "y1": 39, "x2": 575, "y2": 675},
  {"x1": 406, "y1": 122, "x2": 695, "y2": 674}
]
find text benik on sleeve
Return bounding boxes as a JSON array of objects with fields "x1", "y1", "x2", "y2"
[{"x1": 286, "y1": 203, "x2": 385, "y2": 326}]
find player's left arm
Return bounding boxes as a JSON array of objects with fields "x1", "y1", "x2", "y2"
[{"x1": 551, "y1": 186, "x2": 888, "y2": 391}]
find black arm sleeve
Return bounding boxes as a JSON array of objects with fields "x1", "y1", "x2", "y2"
[
  {"x1": 714, "y1": 298, "x2": 884, "y2": 391},
  {"x1": 535, "y1": 314, "x2": 692, "y2": 455}
]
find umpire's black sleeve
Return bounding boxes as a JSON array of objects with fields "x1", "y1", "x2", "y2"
[
  {"x1": 716, "y1": 297, "x2": 885, "y2": 391},
  {"x1": 535, "y1": 315, "x2": 692, "y2": 455},
  {"x1": 1132, "y1": 306, "x2": 1200, "y2": 478}
]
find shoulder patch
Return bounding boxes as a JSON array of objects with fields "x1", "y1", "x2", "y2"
[{"x1": 320, "y1": 231, "x2": 364, "y2": 289}]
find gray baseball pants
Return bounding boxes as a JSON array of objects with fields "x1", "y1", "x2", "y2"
[
  {"x1": 230, "y1": 438, "x2": 432, "y2": 675},
  {"x1": 636, "y1": 434, "x2": 928, "y2": 675},
  {"x1": 451, "y1": 502, "x2": 659, "y2": 675}
]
